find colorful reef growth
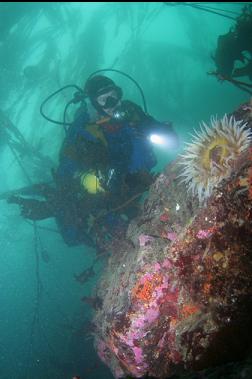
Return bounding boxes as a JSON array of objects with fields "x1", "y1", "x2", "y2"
[{"x1": 93, "y1": 103, "x2": 252, "y2": 379}]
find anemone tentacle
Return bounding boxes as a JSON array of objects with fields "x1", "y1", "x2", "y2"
[{"x1": 179, "y1": 115, "x2": 252, "y2": 203}]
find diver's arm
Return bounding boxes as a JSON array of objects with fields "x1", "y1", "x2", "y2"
[
  {"x1": 122, "y1": 100, "x2": 179, "y2": 148},
  {"x1": 56, "y1": 109, "x2": 92, "y2": 187},
  {"x1": 145, "y1": 118, "x2": 180, "y2": 149}
]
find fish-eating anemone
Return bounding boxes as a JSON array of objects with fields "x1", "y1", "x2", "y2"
[{"x1": 178, "y1": 114, "x2": 252, "y2": 203}]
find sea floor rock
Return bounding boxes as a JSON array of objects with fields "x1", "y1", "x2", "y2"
[{"x1": 93, "y1": 104, "x2": 252, "y2": 378}]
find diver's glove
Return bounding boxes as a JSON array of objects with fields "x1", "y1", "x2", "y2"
[{"x1": 7, "y1": 196, "x2": 55, "y2": 220}]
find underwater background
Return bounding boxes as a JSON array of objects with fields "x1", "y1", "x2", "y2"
[{"x1": 0, "y1": 3, "x2": 250, "y2": 379}]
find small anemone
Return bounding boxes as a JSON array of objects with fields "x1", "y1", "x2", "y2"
[{"x1": 178, "y1": 115, "x2": 252, "y2": 203}]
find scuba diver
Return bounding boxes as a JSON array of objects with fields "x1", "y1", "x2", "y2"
[
  {"x1": 213, "y1": 4, "x2": 252, "y2": 81},
  {"x1": 8, "y1": 74, "x2": 178, "y2": 248}
]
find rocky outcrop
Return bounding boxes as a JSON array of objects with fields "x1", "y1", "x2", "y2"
[{"x1": 93, "y1": 103, "x2": 252, "y2": 378}]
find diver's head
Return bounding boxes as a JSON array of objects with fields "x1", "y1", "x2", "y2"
[{"x1": 85, "y1": 75, "x2": 123, "y2": 117}]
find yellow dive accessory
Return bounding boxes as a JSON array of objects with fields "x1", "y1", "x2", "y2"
[{"x1": 80, "y1": 172, "x2": 105, "y2": 194}]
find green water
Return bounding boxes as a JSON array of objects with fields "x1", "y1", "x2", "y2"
[{"x1": 0, "y1": 3, "x2": 250, "y2": 379}]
